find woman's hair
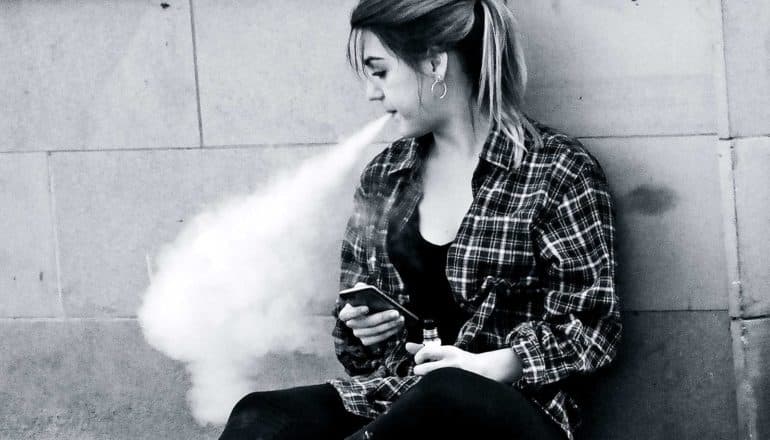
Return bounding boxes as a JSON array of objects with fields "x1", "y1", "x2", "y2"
[{"x1": 347, "y1": 0, "x2": 542, "y2": 166}]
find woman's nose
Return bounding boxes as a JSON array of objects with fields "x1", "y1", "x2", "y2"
[{"x1": 365, "y1": 80, "x2": 383, "y2": 102}]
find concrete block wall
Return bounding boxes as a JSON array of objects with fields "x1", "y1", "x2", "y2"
[{"x1": 0, "y1": 1, "x2": 767, "y2": 439}]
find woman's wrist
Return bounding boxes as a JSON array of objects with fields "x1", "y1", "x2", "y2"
[{"x1": 474, "y1": 348, "x2": 523, "y2": 383}]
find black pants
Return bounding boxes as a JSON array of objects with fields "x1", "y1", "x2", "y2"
[{"x1": 219, "y1": 367, "x2": 565, "y2": 440}]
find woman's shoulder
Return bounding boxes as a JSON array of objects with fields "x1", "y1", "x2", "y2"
[
  {"x1": 357, "y1": 137, "x2": 416, "y2": 193},
  {"x1": 527, "y1": 120, "x2": 608, "y2": 185}
]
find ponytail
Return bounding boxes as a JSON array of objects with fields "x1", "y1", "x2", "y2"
[{"x1": 476, "y1": 0, "x2": 542, "y2": 167}]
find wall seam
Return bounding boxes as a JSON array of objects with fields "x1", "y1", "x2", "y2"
[
  {"x1": 15, "y1": 135, "x2": 770, "y2": 155},
  {"x1": 715, "y1": 0, "x2": 733, "y2": 139},
  {"x1": 189, "y1": 0, "x2": 204, "y2": 147},
  {"x1": 0, "y1": 142, "x2": 385, "y2": 154},
  {"x1": 720, "y1": 141, "x2": 743, "y2": 318},
  {"x1": 737, "y1": 314, "x2": 770, "y2": 322},
  {"x1": 0, "y1": 317, "x2": 138, "y2": 323},
  {"x1": 577, "y1": 133, "x2": 717, "y2": 140},
  {"x1": 46, "y1": 152, "x2": 66, "y2": 318},
  {"x1": 715, "y1": 0, "x2": 736, "y2": 298},
  {"x1": 715, "y1": 1, "x2": 751, "y2": 439},
  {"x1": 731, "y1": 320, "x2": 754, "y2": 439}
]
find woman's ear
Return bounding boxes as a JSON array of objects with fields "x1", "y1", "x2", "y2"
[{"x1": 419, "y1": 50, "x2": 448, "y2": 79}]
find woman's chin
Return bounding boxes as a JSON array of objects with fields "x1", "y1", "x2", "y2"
[{"x1": 394, "y1": 119, "x2": 428, "y2": 140}]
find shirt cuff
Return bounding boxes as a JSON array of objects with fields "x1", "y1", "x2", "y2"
[{"x1": 506, "y1": 322, "x2": 547, "y2": 388}]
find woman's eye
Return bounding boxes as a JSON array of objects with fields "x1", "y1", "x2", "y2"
[{"x1": 371, "y1": 71, "x2": 386, "y2": 78}]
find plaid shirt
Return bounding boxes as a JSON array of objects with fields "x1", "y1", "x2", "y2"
[{"x1": 329, "y1": 121, "x2": 621, "y2": 439}]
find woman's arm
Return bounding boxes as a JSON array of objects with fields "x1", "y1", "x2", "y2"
[
  {"x1": 333, "y1": 180, "x2": 384, "y2": 376},
  {"x1": 508, "y1": 156, "x2": 621, "y2": 387},
  {"x1": 406, "y1": 343, "x2": 523, "y2": 383},
  {"x1": 475, "y1": 347, "x2": 523, "y2": 383}
]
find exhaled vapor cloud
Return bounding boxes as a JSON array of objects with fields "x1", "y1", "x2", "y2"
[{"x1": 137, "y1": 115, "x2": 391, "y2": 425}]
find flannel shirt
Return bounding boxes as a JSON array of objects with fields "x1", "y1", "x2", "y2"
[{"x1": 329, "y1": 120, "x2": 621, "y2": 440}]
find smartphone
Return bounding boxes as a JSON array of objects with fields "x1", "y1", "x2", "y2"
[{"x1": 339, "y1": 285, "x2": 419, "y2": 322}]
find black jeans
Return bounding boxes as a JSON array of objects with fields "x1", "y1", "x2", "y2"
[{"x1": 219, "y1": 367, "x2": 565, "y2": 440}]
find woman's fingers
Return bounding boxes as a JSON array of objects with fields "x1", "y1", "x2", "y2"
[
  {"x1": 405, "y1": 342, "x2": 424, "y2": 355},
  {"x1": 414, "y1": 360, "x2": 452, "y2": 376},
  {"x1": 359, "y1": 327, "x2": 401, "y2": 346},
  {"x1": 346, "y1": 310, "x2": 401, "y2": 329},
  {"x1": 339, "y1": 306, "x2": 404, "y2": 346},
  {"x1": 411, "y1": 346, "x2": 459, "y2": 375},
  {"x1": 338, "y1": 303, "x2": 369, "y2": 321},
  {"x1": 352, "y1": 315, "x2": 404, "y2": 337},
  {"x1": 414, "y1": 345, "x2": 453, "y2": 364}
]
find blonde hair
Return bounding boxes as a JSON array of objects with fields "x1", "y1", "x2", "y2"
[{"x1": 348, "y1": 0, "x2": 542, "y2": 166}]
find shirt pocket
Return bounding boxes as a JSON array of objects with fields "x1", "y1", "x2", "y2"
[{"x1": 462, "y1": 211, "x2": 537, "y2": 278}]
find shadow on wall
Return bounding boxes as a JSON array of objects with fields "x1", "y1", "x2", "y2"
[{"x1": 621, "y1": 184, "x2": 678, "y2": 216}]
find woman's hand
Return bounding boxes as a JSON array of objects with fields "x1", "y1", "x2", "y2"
[
  {"x1": 339, "y1": 303, "x2": 405, "y2": 346},
  {"x1": 405, "y1": 343, "x2": 523, "y2": 383},
  {"x1": 406, "y1": 342, "x2": 484, "y2": 376}
]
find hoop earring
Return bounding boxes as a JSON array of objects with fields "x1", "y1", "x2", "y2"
[{"x1": 431, "y1": 75, "x2": 448, "y2": 99}]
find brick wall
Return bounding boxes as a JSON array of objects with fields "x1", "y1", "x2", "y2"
[{"x1": 1, "y1": 1, "x2": 767, "y2": 439}]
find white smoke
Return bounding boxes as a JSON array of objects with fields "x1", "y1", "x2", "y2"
[{"x1": 137, "y1": 115, "x2": 391, "y2": 426}]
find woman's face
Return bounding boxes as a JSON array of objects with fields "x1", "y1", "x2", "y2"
[{"x1": 359, "y1": 31, "x2": 441, "y2": 138}]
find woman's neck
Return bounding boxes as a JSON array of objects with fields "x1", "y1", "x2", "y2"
[{"x1": 430, "y1": 107, "x2": 491, "y2": 161}]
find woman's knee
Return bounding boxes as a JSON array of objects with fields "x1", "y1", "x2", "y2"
[
  {"x1": 420, "y1": 366, "x2": 481, "y2": 388},
  {"x1": 225, "y1": 390, "x2": 290, "y2": 427},
  {"x1": 229, "y1": 391, "x2": 263, "y2": 415},
  {"x1": 410, "y1": 367, "x2": 480, "y2": 405}
]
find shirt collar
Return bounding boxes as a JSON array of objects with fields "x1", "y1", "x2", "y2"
[
  {"x1": 387, "y1": 122, "x2": 534, "y2": 176},
  {"x1": 386, "y1": 134, "x2": 427, "y2": 176}
]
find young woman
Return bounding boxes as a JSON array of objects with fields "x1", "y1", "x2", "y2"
[{"x1": 220, "y1": 1, "x2": 621, "y2": 439}]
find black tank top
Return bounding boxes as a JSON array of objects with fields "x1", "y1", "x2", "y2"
[{"x1": 386, "y1": 206, "x2": 467, "y2": 344}]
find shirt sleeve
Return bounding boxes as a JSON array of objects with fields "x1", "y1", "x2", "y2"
[
  {"x1": 506, "y1": 157, "x2": 621, "y2": 388},
  {"x1": 332, "y1": 173, "x2": 384, "y2": 376}
]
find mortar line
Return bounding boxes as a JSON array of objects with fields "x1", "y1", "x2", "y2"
[
  {"x1": 46, "y1": 152, "x2": 67, "y2": 318},
  {"x1": 735, "y1": 314, "x2": 770, "y2": 322},
  {"x1": 0, "y1": 317, "x2": 139, "y2": 322},
  {"x1": 729, "y1": 155, "x2": 744, "y2": 315},
  {"x1": 715, "y1": 1, "x2": 754, "y2": 438},
  {"x1": 714, "y1": 0, "x2": 733, "y2": 140},
  {"x1": 3, "y1": 309, "x2": 734, "y2": 322},
  {"x1": 182, "y1": 142, "x2": 349, "y2": 150},
  {"x1": 312, "y1": 309, "x2": 729, "y2": 317},
  {"x1": 3, "y1": 135, "x2": 770, "y2": 156},
  {"x1": 0, "y1": 142, "x2": 370, "y2": 154},
  {"x1": 729, "y1": 319, "x2": 754, "y2": 439},
  {"x1": 576, "y1": 132, "x2": 716, "y2": 140},
  {"x1": 189, "y1": 0, "x2": 204, "y2": 147},
  {"x1": 715, "y1": 1, "x2": 742, "y2": 316},
  {"x1": 622, "y1": 308, "x2": 729, "y2": 313},
  {"x1": 720, "y1": 141, "x2": 742, "y2": 318},
  {"x1": 9, "y1": 134, "x2": 769, "y2": 155}
]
